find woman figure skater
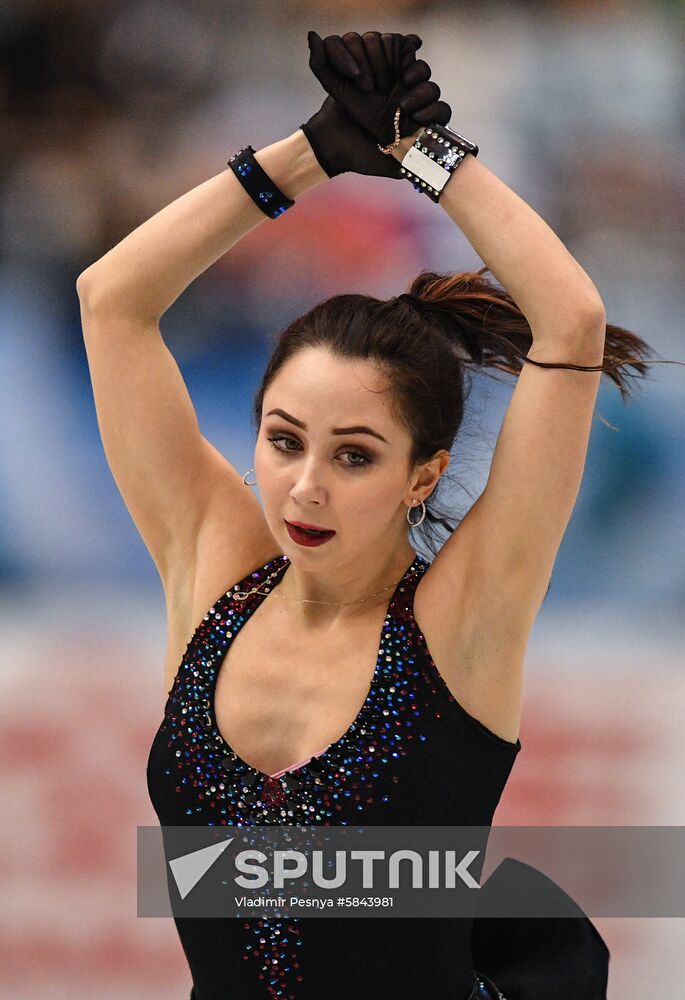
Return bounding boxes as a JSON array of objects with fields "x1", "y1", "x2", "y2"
[{"x1": 78, "y1": 29, "x2": 654, "y2": 1000}]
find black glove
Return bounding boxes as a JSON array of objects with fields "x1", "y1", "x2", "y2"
[{"x1": 301, "y1": 30, "x2": 451, "y2": 179}]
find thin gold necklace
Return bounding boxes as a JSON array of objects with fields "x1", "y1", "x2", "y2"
[{"x1": 233, "y1": 556, "x2": 421, "y2": 608}]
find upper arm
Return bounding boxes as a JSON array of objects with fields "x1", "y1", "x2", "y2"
[
  {"x1": 78, "y1": 295, "x2": 271, "y2": 585},
  {"x1": 473, "y1": 309, "x2": 606, "y2": 610},
  {"x1": 412, "y1": 308, "x2": 605, "y2": 742},
  {"x1": 438, "y1": 306, "x2": 607, "y2": 620}
]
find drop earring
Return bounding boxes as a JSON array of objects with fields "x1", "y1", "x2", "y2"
[
  {"x1": 406, "y1": 499, "x2": 426, "y2": 527},
  {"x1": 242, "y1": 468, "x2": 257, "y2": 487}
]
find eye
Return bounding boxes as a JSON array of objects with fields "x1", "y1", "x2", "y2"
[
  {"x1": 266, "y1": 433, "x2": 372, "y2": 469},
  {"x1": 267, "y1": 433, "x2": 300, "y2": 453},
  {"x1": 341, "y1": 450, "x2": 372, "y2": 468}
]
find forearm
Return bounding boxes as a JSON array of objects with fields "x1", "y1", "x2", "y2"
[
  {"x1": 392, "y1": 134, "x2": 605, "y2": 341},
  {"x1": 77, "y1": 129, "x2": 328, "y2": 322}
]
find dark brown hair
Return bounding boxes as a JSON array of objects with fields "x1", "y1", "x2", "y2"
[{"x1": 252, "y1": 266, "x2": 663, "y2": 556}]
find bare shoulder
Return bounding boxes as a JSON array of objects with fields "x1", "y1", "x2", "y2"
[
  {"x1": 413, "y1": 513, "x2": 533, "y2": 745},
  {"x1": 161, "y1": 451, "x2": 280, "y2": 693}
]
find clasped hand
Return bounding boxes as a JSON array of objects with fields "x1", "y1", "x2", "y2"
[{"x1": 301, "y1": 30, "x2": 452, "y2": 179}]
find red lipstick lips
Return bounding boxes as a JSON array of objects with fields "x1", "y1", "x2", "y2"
[
  {"x1": 289, "y1": 520, "x2": 332, "y2": 532},
  {"x1": 285, "y1": 520, "x2": 336, "y2": 547}
]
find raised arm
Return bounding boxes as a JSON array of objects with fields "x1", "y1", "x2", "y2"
[
  {"x1": 76, "y1": 131, "x2": 328, "y2": 593},
  {"x1": 76, "y1": 36, "x2": 442, "y2": 599},
  {"x1": 389, "y1": 134, "x2": 606, "y2": 618},
  {"x1": 387, "y1": 131, "x2": 610, "y2": 745}
]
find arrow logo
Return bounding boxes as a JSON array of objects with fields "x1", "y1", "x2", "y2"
[{"x1": 169, "y1": 837, "x2": 234, "y2": 899}]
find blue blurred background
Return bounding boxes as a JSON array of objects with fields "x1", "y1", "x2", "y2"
[{"x1": 1, "y1": 1, "x2": 683, "y2": 997}]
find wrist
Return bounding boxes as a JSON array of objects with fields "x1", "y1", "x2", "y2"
[
  {"x1": 390, "y1": 127, "x2": 424, "y2": 163},
  {"x1": 255, "y1": 130, "x2": 329, "y2": 200}
]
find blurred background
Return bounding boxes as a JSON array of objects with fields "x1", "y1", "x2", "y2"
[{"x1": 1, "y1": 0, "x2": 683, "y2": 997}]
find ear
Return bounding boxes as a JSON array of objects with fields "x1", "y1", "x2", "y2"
[{"x1": 408, "y1": 450, "x2": 451, "y2": 502}]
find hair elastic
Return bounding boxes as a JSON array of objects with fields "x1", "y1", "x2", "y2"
[{"x1": 397, "y1": 292, "x2": 424, "y2": 311}]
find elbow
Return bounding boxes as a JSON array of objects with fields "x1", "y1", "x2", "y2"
[
  {"x1": 76, "y1": 267, "x2": 116, "y2": 314},
  {"x1": 579, "y1": 297, "x2": 606, "y2": 332},
  {"x1": 560, "y1": 299, "x2": 606, "y2": 343},
  {"x1": 531, "y1": 301, "x2": 606, "y2": 351},
  {"x1": 76, "y1": 268, "x2": 97, "y2": 308}
]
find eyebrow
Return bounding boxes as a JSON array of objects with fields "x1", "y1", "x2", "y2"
[{"x1": 265, "y1": 408, "x2": 389, "y2": 444}]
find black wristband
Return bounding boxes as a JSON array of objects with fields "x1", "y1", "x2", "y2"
[{"x1": 227, "y1": 145, "x2": 295, "y2": 219}]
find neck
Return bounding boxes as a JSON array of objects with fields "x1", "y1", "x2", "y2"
[{"x1": 273, "y1": 543, "x2": 417, "y2": 629}]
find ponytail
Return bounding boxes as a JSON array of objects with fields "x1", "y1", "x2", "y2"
[{"x1": 397, "y1": 266, "x2": 675, "y2": 401}]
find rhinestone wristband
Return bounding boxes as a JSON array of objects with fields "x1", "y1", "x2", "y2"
[
  {"x1": 399, "y1": 124, "x2": 479, "y2": 203},
  {"x1": 227, "y1": 145, "x2": 295, "y2": 219}
]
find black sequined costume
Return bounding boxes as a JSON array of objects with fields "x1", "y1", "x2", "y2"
[{"x1": 147, "y1": 553, "x2": 609, "y2": 999}]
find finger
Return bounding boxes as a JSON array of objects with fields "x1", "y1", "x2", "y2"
[
  {"x1": 381, "y1": 33, "x2": 401, "y2": 79},
  {"x1": 322, "y1": 34, "x2": 361, "y2": 79},
  {"x1": 307, "y1": 30, "x2": 327, "y2": 71},
  {"x1": 307, "y1": 30, "x2": 339, "y2": 91},
  {"x1": 400, "y1": 35, "x2": 423, "y2": 72},
  {"x1": 341, "y1": 31, "x2": 374, "y2": 90},
  {"x1": 401, "y1": 59, "x2": 431, "y2": 89},
  {"x1": 361, "y1": 30, "x2": 391, "y2": 90},
  {"x1": 399, "y1": 80, "x2": 441, "y2": 114},
  {"x1": 401, "y1": 58, "x2": 431, "y2": 88},
  {"x1": 403, "y1": 34, "x2": 423, "y2": 52},
  {"x1": 409, "y1": 99, "x2": 453, "y2": 127}
]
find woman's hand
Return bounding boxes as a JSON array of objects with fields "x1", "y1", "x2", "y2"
[{"x1": 301, "y1": 30, "x2": 452, "y2": 179}]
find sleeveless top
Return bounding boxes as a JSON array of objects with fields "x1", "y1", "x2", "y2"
[{"x1": 146, "y1": 552, "x2": 609, "y2": 1000}]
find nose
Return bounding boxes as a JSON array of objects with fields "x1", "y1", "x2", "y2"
[{"x1": 289, "y1": 460, "x2": 327, "y2": 506}]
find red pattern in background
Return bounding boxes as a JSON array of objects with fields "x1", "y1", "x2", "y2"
[{"x1": 1, "y1": 628, "x2": 682, "y2": 998}]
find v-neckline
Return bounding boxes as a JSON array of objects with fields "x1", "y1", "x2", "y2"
[{"x1": 206, "y1": 552, "x2": 424, "y2": 783}]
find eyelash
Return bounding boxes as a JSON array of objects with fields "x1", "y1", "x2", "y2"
[{"x1": 266, "y1": 434, "x2": 373, "y2": 469}]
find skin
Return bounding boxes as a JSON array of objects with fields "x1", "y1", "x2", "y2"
[{"x1": 254, "y1": 345, "x2": 450, "y2": 628}]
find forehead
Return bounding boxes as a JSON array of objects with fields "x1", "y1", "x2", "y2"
[{"x1": 264, "y1": 348, "x2": 395, "y2": 421}]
